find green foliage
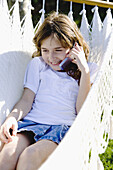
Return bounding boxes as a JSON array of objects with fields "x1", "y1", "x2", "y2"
[
  {"x1": 88, "y1": 148, "x2": 92, "y2": 163},
  {"x1": 101, "y1": 110, "x2": 104, "y2": 122},
  {"x1": 31, "y1": 0, "x2": 111, "y2": 27},
  {"x1": 33, "y1": 0, "x2": 38, "y2": 3},
  {"x1": 7, "y1": 0, "x2": 112, "y2": 28},
  {"x1": 111, "y1": 110, "x2": 113, "y2": 116},
  {"x1": 99, "y1": 139, "x2": 113, "y2": 170}
]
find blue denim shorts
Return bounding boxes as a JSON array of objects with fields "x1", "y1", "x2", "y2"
[{"x1": 17, "y1": 119, "x2": 70, "y2": 144}]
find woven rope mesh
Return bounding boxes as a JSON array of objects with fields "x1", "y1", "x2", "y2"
[{"x1": 0, "y1": 1, "x2": 113, "y2": 169}]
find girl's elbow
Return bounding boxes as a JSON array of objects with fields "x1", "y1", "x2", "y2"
[{"x1": 76, "y1": 105, "x2": 80, "y2": 114}]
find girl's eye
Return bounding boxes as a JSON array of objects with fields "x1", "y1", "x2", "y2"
[
  {"x1": 55, "y1": 49, "x2": 63, "y2": 52},
  {"x1": 42, "y1": 49, "x2": 48, "y2": 52}
]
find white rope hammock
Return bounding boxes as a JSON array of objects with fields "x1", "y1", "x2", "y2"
[{"x1": 0, "y1": 0, "x2": 113, "y2": 169}]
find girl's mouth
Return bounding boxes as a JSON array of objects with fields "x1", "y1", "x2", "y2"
[{"x1": 50, "y1": 60, "x2": 62, "y2": 66}]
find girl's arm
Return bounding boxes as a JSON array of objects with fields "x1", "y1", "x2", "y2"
[
  {"x1": 8, "y1": 88, "x2": 35, "y2": 121},
  {"x1": 67, "y1": 43, "x2": 91, "y2": 114},
  {"x1": 0, "y1": 88, "x2": 35, "y2": 143},
  {"x1": 76, "y1": 69, "x2": 91, "y2": 113}
]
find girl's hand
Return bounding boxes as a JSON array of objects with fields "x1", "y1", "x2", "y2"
[
  {"x1": 0, "y1": 117, "x2": 18, "y2": 144},
  {"x1": 67, "y1": 42, "x2": 89, "y2": 74}
]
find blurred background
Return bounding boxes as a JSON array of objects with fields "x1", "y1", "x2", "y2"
[{"x1": 7, "y1": 0, "x2": 113, "y2": 28}]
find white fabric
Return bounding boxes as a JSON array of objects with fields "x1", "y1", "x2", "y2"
[
  {"x1": 0, "y1": 1, "x2": 11, "y2": 54},
  {"x1": 0, "y1": 1, "x2": 113, "y2": 169},
  {"x1": 39, "y1": 27, "x2": 113, "y2": 170},
  {"x1": 68, "y1": 1, "x2": 73, "y2": 21},
  {"x1": 21, "y1": 1, "x2": 35, "y2": 53},
  {"x1": 80, "y1": 8, "x2": 90, "y2": 45},
  {"x1": 56, "y1": 0, "x2": 59, "y2": 14},
  {"x1": 0, "y1": 51, "x2": 32, "y2": 126},
  {"x1": 0, "y1": 0, "x2": 34, "y2": 54},
  {"x1": 88, "y1": 6, "x2": 103, "y2": 65},
  {"x1": 11, "y1": 0, "x2": 22, "y2": 51},
  {"x1": 23, "y1": 57, "x2": 98, "y2": 126}
]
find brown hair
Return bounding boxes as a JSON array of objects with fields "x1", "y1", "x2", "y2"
[{"x1": 33, "y1": 12, "x2": 89, "y2": 84}]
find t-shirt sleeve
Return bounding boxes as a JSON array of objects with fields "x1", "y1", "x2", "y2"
[
  {"x1": 88, "y1": 63, "x2": 99, "y2": 84},
  {"x1": 23, "y1": 58, "x2": 40, "y2": 94}
]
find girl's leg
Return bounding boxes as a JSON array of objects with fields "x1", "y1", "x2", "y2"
[
  {"x1": 16, "y1": 139, "x2": 58, "y2": 170},
  {"x1": 0, "y1": 131, "x2": 34, "y2": 170}
]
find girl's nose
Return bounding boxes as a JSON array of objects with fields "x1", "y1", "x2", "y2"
[{"x1": 49, "y1": 52, "x2": 56, "y2": 62}]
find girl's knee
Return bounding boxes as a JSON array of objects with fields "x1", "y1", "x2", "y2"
[
  {"x1": 0, "y1": 143, "x2": 18, "y2": 169},
  {"x1": 17, "y1": 146, "x2": 38, "y2": 170},
  {"x1": 0, "y1": 136, "x2": 21, "y2": 162},
  {"x1": 19, "y1": 145, "x2": 38, "y2": 162},
  {"x1": 0, "y1": 143, "x2": 17, "y2": 162}
]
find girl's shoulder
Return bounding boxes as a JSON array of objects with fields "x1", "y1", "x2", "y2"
[
  {"x1": 30, "y1": 56, "x2": 45, "y2": 65},
  {"x1": 29, "y1": 56, "x2": 46, "y2": 71}
]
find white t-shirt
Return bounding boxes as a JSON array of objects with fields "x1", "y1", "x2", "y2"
[{"x1": 23, "y1": 57, "x2": 98, "y2": 126}]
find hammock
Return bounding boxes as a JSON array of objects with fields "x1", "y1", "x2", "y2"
[{"x1": 0, "y1": 0, "x2": 113, "y2": 169}]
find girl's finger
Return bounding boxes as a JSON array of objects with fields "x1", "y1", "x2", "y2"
[
  {"x1": 3, "y1": 127, "x2": 12, "y2": 142},
  {"x1": 72, "y1": 59, "x2": 77, "y2": 65},
  {"x1": 12, "y1": 123, "x2": 17, "y2": 136},
  {"x1": 67, "y1": 50, "x2": 78, "y2": 60},
  {"x1": 80, "y1": 46, "x2": 83, "y2": 50},
  {"x1": 0, "y1": 132, "x2": 9, "y2": 143},
  {"x1": 74, "y1": 43, "x2": 81, "y2": 51}
]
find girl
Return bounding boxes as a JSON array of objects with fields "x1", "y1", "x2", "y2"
[{"x1": 0, "y1": 12, "x2": 98, "y2": 170}]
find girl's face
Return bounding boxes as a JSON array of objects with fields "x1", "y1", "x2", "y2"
[{"x1": 41, "y1": 34, "x2": 70, "y2": 71}]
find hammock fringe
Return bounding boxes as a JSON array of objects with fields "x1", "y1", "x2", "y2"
[{"x1": 0, "y1": 1, "x2": 113, "y2": 169}]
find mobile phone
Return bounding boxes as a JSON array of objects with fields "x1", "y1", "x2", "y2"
[
  {"x1": 59, "y1": 57, "x2": 72, "y2": 70},
  {"x1": 59, "y1": 42, "x2": 76, "y2": 70}
]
